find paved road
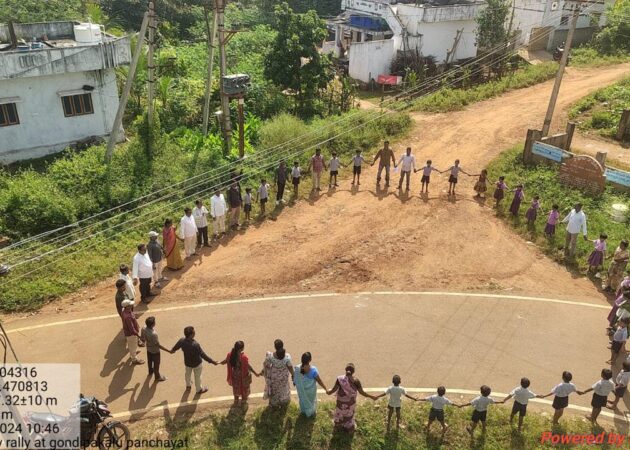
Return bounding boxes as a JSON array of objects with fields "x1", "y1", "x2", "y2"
[{"x1": 6, "y1": 291, "x2": 624, "y2": 426}]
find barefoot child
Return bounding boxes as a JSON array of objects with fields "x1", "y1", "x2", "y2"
[
  {"x1": 579, "y1": 368, "x2": 614, "y2": 424},
  {"x1": 329, "y1": 152, "x2": 343, "y2": 188},
  {"x1": 502, "y1": 377, "x2": 536, "y2": 432},
  {"x1": 588, "y1": 233, "x2": 608, "y2": 274},
  {"x1": 257, "y1": 179, "x2": 270, "y2": 216},
  {"x1": 419, "y1": 386, "x2": 457, "y2": 434},
  {"x1": 493, "y1": 176, "x2": 508, "y2": 208},
  {"x1": 351, "y1": 150, "x2": 366, "y2": 186},
  {"x1": 607, "y1": 318, "x2": 629, "y2": 364},
  {"x1": 415, "y1": 160, "x2": 440, "y2": 194},
  {"x1": 525, "y1": 196, "x2": 541, "y2": 227},
  {"x1": 608, "y1": 361, "x2": 630, "y2": 409},
  {"x1": 441, "y1": 159, "x2": 470, "y2": 196},
  {"x1": 460, "y1": 385, "x2": 499, "y2": 435},
  {"x1": 243, "y1": 188, "x2": 253, "y2": 222},
  {"x1": 539, "y1": 371, "x2": 579, "y2": 425},
  {"x1": 374, "y1": 375, "x2": 418, "y2": 432},
  {"x1": 509, "y1": 184, "x2": 525, "y2": 216},
  {"x1": 544, "y1": 204, "x2": 560, "y2": 239},
  {"x1": 473, "y1": 169, "x2": 488, "y2": 198},
  {"x1": 291, "y1": 161, "x2": 301, "y2": 198}
]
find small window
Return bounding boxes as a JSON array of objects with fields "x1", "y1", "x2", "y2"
[
  {"x1": 61, "y1": 93, "x2": 94, "y2": 117},
  {"x1": 0, "y1": 103, "x2": 19, "y2": 127},
  {"x1": 560, "y1": 15, "x2": 569, "y2": 25}
]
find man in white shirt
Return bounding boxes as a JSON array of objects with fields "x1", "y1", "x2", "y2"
[
  {"x1": 132, "y1": 243, "x2": 155, "y2": 303},
  {"x1": 397, "y1": 147, "x2": 416, "y2": 191},
  {"x1": 193, "y1": 200, "x2": 209, "y2": 248},
  {"x1": 562, "y1": 203, "x2": 588, "y2": 257},
  {"x1": 179, "y1": 208, "x2": 198, "y2": 258},
  {"x1": 210, "y1": 190, "x2": 227, "y2": 238}
]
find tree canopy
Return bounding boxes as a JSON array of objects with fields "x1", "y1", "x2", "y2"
[
  {"x1": 593, "y1": 0, "x2": 630, "y2": 55},
  {"x1": 475, "y1": 0, "x2": 510, "y2": 50}
]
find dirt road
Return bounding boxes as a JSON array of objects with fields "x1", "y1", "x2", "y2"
[{"x1": 9, "y1": 63, "x2": 627, "y2": 328}]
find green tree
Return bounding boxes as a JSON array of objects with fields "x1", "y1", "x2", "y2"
[
  {"x1": 0, "y1": 0, "x2": 82, "y2": 22},
  {"x1": 264, "y1": 3, "x2": 333, "y2": 118},
  {"x1": 475, "y1": 0, "x2": 510, "y2": 50},
  {"x1": 593, "y1": 0, "x2": 630, "y2": 55}
]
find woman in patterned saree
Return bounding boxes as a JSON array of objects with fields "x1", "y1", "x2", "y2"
[
  {"x1": 327, "y1": 363, "x2": 376, "y2": 432},
  {"x1": 162, "y1": 218, "x2": 184, "y2": 270},
  {"x1": 262, "y1": 339, "x2": 294, "y2": 407}
]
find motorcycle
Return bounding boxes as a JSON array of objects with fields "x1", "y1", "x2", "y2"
[
  {"x1": 24, "y1": 395, "x2": 130, "y2": 449},
  {"x1": 553, "y1": 43, "x2": 571, "y2": 64}
]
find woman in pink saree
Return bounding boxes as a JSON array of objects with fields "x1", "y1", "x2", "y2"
[
  {"x1": 327, "y1": 363, "x2": 376, "y2": 432},
  {"x1": 162, "y1": 218, "x2": 183, "y2": 270}
]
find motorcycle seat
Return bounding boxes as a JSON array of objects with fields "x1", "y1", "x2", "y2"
[{"x1": 30, "y1": 412, "x2": 68, "y2": 424}]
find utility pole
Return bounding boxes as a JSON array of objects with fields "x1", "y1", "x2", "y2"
[
  {"x1": 216, "y1": 0, "x2": 232, "y2": 151},
  {"x1": 541, "y1": 2, "x2": 580, "y2": 136},
  {"x1": 237, "y1": 97, "x2": 245, "y2": 158},
  {"x1": 147, "y1": 1, "x2": 156, "y2": 129},
  {"x1": 202, "y1": 4, "x2": 219, "y2": 136},
  {"x1": 105, "y1": 11, "x2": 150, "y2": 163}
]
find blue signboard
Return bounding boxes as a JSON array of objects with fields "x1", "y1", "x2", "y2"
[
  {"x1": 606, "y1": 168, "x2": 630, "y2": 187},
  {"x1": 532, "y1": 142, "x2": 565, "y2": 162}
]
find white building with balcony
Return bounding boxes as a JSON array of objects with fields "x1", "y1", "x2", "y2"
[
  {"x1": 326, "y1": 0, "x2": 485, "y2": 83},
  {"x1": 0, "y1": 21, "x2": 131, "y2": 163}
]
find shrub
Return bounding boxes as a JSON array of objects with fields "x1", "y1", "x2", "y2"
[{"x1": 590, "y1": 110, "x2": 617, "y2": 129}]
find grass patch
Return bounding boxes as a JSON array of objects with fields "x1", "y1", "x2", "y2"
[
  {"x1": 569, "y1": 76, "x2": 630, "y2": 140},
  {"x1": 570, "y1": 47, "x2": 630, "y2": 68},
  {"x1": 410, "y1": 62, "x2": 557, "y2": 113},
  {"x1": 133, "y1": 400, "x2": 609, "y2": 449},
  {"x1": 486, "y1": 145, "x2": 630, "y2": 271},
  {"x1": 0, "y1": 111, "x2": 411, "y2": 312}
]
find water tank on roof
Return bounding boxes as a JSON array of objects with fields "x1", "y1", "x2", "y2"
[{"x1": 74, "y1": 23, "x2": 103, "y2": 43}]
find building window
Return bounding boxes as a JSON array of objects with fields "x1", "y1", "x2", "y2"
[
  {"x1": 0, "y1": 103, "x2": 19, "y2": 127},
  {"x1": 61, "y1": 93, "x2": 94, "y2": 117},
  {"x1": 560, "y1": 15, "x2": 569, "y2": 26}
]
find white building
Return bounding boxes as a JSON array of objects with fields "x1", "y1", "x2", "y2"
[
  {"x1": 0, "y1": 21, "x2": 131, "y2": 164},
  {"x1": 512, "y1": 0, "x2": 615, "y2": 51},
  {"x1": 325, "y1": 0, "x2": 485, "y2": 84}
]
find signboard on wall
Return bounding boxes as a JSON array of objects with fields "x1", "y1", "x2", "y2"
[
  {"x1": 559, "y1": 155, "x2": 606, "y2": 194},
  {"x1": 606, "y1": 168, "x2": 630, "y2": 187},
  {"x1": 377, "y1": 75, "x2": 402, "y2": 85},
  {"x1": 532, "y1": 141, "x2": 565, "y2": 162}
]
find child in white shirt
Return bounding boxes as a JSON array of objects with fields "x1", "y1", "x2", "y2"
[
  {"x1": 256, "y1": 179, "x2": 270, "y2": 216},
  {"x1": 502, "y1": 377, "x2": 536, "y2": 432},
  {"x1": 420, "y1": 386, "x2": 457, "y2": 434},
  {"x1": 609, "y1": 361, "x2": 630, "y2": 409},
  {"x1": 578, "y1": 368, "x2": 614, "y2": 424},
  {"x1": 243, "y1": 188, "x2": 253, "y2": 222},
  {"x1": 351, "y1": 150, "x2": 366, "y2": 186},
  {"x1": 539, "y1": 371, "x2": 580, "y2": 425},
  {"x1": 374, "y1": 375, "x2": 418, "y2": 432},
  {"x1": 329, "y1": 152, "x2": 344, "y2": 189},
  {"x1": 460, "y1": 385, "x2": 501, "y2": 435},
  {"x1": 608, "y1": 318, "x2": 629, "y2": 364},
  {"x1": 291, "y1": 161, "x2": 301, "y2": 197}
]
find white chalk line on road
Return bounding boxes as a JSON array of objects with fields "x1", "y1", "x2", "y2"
[
  {"x1": 7, "y1": 291, "x2": 608, "y2": 334},
  {"x1": 111, "y1": 387, "x2": 628, "y2": 424}
]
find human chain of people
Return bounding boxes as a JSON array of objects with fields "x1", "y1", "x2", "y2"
[{"x1": 108, "y1": 140, "x2": 630, "y2": 437}]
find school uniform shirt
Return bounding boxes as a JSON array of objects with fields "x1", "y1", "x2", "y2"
[
  {"x1": 449, "y1": 166, "x2": 462, "y2": 178},
  {"x1": 423, "y1": 166, "x2": 435, "y2": 176},
  {"x1": 593, "y1": 239, "x2": 607, "y2": 253},
  {"x1": 471, "y1": 395, "x2": 494, "y2": 412},
  {"x1": 385, "y1": 385, "x2": 406, "y2": 408},
  {"x1": 551, "y1": 382, "x2": 577, "y2": 397},
  {"x1": 179, "y1": 214, "x2": 197, "y2": 239},
  {"x1": 132, "y1": 252, "x2": 153, "y2": 280},
  {"x1": 510, "y1": 387, "x2": 536, "y2": 405},
  {"x1": 291, "y1": 167, "x2": 301, "y2": 178},
  {"x1": 330, "y1": 158, "x2": 341, "y2": 172},
  {"x1": 193, "y1": 205, "x2": 209, "y2": 228},
  {"x1": 258, "y1": 184, "x2": 269, "y2": 200},
  {"x1": 616, "y1": 371, "x2": 630, "y2": 387},
  {"x1": 210, "y1": 194, "x2": 227, "y2": 218},
  {"x1": 613, "y1": 326, "x2": 629, "y2": 343},
  {"x1": 353, "y1": 155, "x2": 365, "y2": 166},
  {"x1": 244, "y1": 193, "x2": 253, "y2": 205},
  {"x1": 592, "y1": 379, "x2": 615, "y2": 397},
  {"x1": 562, "y1": 209, "x2": 587, "y2": 235},
  {"x1": 398, "y1": 154, "x2": 416, "y2": 172},
  {"x1": 547, "y1": 210, "x2": 560, "y2": 225},
  {"x1": 425, "y1": 395, "x2": 453, "y2": 410}
]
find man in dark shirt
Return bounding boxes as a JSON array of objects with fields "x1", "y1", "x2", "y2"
[
  {"x1": 275, "y1": 161, "x2": 289, "y2": 205},
  {"x1": 147, "y1": 231, "x2": 167, "y2": 288},
  {"x1": 372, "y1": 140, "x2": 397, "y2": 187},
  {"x1": 171, "y1": 326, "x2": 217, "y2": 394},
  {"x1": 227, "y1": 183, "x2": 242, "y2": 230}
]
